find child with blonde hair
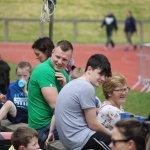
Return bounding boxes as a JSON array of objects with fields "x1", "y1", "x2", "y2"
[
  {"x1": 0, "y1": 61, "x2": 32, "y2": 123},
  {"x1": 70, "y1": 67, "x2": 85, "y2": 80}
]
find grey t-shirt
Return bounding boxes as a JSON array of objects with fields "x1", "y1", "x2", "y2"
[{"x1": 55, "y1": 79, "x2": 96, "y2": 150}]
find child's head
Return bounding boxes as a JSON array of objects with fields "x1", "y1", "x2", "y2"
[
  {"x1": 11, "y1": 126, "x2": 39, "y2": 150},
  {"x1": 70, "y1": 67, "x2": 85, "y2": 81},
  {"x1": 15, "y1": 62, "x2": 32, "y2": 82}
]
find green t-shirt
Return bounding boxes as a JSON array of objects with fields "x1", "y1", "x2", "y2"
[{"x1": 28, "y1": 58, "x2": 69, "y2": 130}]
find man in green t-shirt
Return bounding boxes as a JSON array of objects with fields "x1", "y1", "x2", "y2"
[{"x1": 28, "y1": 40, "x2": 73, "y2": 146}]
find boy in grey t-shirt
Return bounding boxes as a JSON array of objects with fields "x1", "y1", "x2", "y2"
[{"x1": 55, "y1": 54, "x2": 112, "y2": 150}]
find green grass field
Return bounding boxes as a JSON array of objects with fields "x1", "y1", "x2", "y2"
[{"x1": 0, "y1": 0, "x2": 150, "y2": 43}]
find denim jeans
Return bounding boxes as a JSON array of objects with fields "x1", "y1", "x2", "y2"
[{"x1": 36, "y1": 123, "x2": 59, "y2": 148}]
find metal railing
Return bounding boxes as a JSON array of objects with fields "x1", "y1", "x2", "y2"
[{"x1": 0, "y1": 18, "x2": 150, "y2": 43}]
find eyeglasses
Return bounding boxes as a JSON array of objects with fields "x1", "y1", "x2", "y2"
[
  {"x1": 111, "y1": 138, "x2": 130, "y2": 146},
  {"x1": 113, "y1": 87, "x2": 130, "y2": 93}
]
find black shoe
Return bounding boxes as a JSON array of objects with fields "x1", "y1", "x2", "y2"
[{"x1": 134, "y1": 45, "x2": 137, "y2": 50}]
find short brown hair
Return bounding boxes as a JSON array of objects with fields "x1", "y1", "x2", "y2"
[
  {"x1": 102, "y1": 73, "x2": 127, "y2": 99},
  {"x1": 15, "y1": 61, "x2": 32, "y2": 74},
  {"x1": 11, "y1": 126, "x2": 38, "y2": 150},
  {"x1": 56, "y1": 40, "x2": 73, "y2": 52}
]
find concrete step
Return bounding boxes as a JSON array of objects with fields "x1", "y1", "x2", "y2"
[{"x1": 0, "y1": 119, "x2": 28, "y2": 132}]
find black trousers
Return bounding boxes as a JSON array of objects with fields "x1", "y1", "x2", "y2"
[
  {"x1": 81, "y1": 132, "x2": 111, "y2": 150},
  {"x1": 106, "y1": 30, "x2": 115, "y2": 48}
]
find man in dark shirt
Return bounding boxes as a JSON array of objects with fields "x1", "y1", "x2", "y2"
[
  {"x1": 100, "y1": 11, "x2": 118, "y2": 50},
  {"x1": 124, "y1": 11, "x2": 137, "y2": 51}
]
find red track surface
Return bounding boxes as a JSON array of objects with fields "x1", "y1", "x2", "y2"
[{"x1": 0, "y1": 43, "x2": 141, "y2": 89}]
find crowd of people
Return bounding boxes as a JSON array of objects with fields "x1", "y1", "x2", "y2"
[{"x1": 0, "y1": 35, "x2": 150, "y2": 150}]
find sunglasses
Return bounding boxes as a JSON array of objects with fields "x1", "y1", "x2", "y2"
[{"x1": 111, "y1": 138, "x2": 130, "y2": 146}]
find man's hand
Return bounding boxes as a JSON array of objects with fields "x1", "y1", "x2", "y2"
[
  {"x1": 55, "y1": 72, "x2": 67, "y2": 87},
  {"x1": 45, "y1": 132, "x2": 55, "y2": 146},
  {"x1": 0, "y1": 94, "x2": 6, "y2": 103}
]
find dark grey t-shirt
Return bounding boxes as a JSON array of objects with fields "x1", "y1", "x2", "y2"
[{"x1": 55, "y1": 79, "x2": 96, "y2": 150}]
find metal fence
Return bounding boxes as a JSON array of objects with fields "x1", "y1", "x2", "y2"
[
  {"x1": 0, "y1": 18, "x2": 150, "y2": 44},
  {"x1": 131, "y1": 44, "x2": 150, "y2": 92}
]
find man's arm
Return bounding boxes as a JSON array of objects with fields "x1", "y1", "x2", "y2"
[
  {"x1": 41, "y1": 71, "x2": 68, "y2": 109},
  {"x1": 84, "y1": 108, "x2": 111, "y2": 136},
  {"x1": 41, "y1": 87, "x2": 58, "y2": 110}
]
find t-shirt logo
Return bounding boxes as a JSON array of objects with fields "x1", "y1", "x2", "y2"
[
  {"x1": 105, "y1": 17, "x2": 114, "y2": 25},
  {"x1": 14, "y1": 97, "x2": 28, "y2": 106},
  {"x1": 14, "y1": 93, "x2": 27, "y2": 106}
]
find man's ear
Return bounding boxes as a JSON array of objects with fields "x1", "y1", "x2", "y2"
[
  {"x1": 87, "y1": 66, "x2": 92, "y2": 74},
  {"x1": 128, "y1": 140, "x2": 135, "y2": 150},
  {"x1": 19, "y1": 145, "x2": 25, "y2": 150}
]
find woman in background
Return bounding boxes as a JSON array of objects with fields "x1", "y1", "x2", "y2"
[{"x1": 32, "y1": 37, "x2": 54, "y2": 63}]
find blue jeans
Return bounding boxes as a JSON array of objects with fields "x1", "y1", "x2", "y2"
[{"x1": 36, "y1": 123, "x2": 59, "y2": 147}]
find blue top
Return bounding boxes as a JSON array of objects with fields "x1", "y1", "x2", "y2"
[
  {"x1": 6, "y1": 80, "x2": 27, "y2": 109},
  {"x1": 124, "y1": 16, "x2": 136, "y2": 33}
]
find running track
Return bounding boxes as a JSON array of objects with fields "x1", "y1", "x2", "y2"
[{"x1": 0, "y1": 43, "x2": 141, "y2": 90}]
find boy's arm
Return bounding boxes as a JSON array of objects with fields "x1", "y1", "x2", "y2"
[
  {"x1": 84, "y1": 108, "x2": 111, "y2": 136},
  {"x1": 50, "y1": 114, "x2": 56, "y2": 133},
  {"x1": 45, "y1": 115, "x2": 56, "y2": 146}
]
